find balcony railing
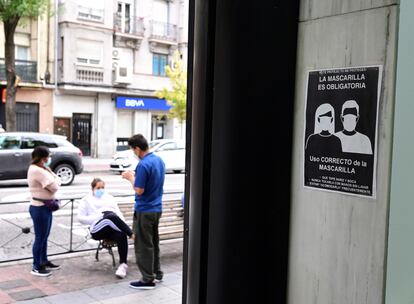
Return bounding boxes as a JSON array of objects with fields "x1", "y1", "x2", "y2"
[
  {"x1": 113, "y1": 14, "x2": 145, "y2": 37},
  {"x1": 0, "y1": 59, "x2": 37, "y2": 83},
  {"x1": 77, "y1": 5, "x2": 104, "y2": 23},
  {"x1": 76, "y1": 67, "x2": 104, "y2": 83},
  {"x1": 149, "y1": 21, "x2": 177, "y2": 43}
]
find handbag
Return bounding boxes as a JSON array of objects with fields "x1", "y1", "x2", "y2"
[{"x1": 33, "y1": 197, "x2": 61, "y2": 212}]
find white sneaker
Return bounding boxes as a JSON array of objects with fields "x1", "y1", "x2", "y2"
[{"x1": 115, "y1": 263, "x2": 128, "y2": 279}]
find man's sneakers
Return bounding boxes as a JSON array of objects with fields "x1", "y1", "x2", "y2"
[
  {"x1": 115, "y1": 263, "x2": 128, "y2": 279},
  {"x1": 30, "y1": 266, "x2": 51, "y2": 277},
  {"x1": 154, "y1": 272, "x2": 164, "y2": 283},
  {"x1": 129, "y1": 280, "x2": 156, "y2": 290},
  {"x1": 44, "y1": 261, "x2": 61, "y2": 270}
]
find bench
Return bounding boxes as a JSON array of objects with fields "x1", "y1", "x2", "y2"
[{"x1": 95, "y1": 198, "x2": 184, "y2": 266}]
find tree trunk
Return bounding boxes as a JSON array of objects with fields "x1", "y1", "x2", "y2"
[{"x1": 4, "y1": 18, "x2": 19, "y2": 132}]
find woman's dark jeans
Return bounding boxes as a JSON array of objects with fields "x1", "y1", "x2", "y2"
[{"x1": 29, "y1": 205, "x2": 52, "y2": 270}]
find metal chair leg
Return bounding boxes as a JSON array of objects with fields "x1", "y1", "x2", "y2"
[
  {"x1": 95, "y1": 240, "x2": 103, "y2": 261},
  {"x1": 108, "y1": 246, "x2": 116, "y2": 267}
]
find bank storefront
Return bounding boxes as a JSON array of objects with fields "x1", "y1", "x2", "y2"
[{"x1": 115, "y1": 96, "x2": 174, "y2": 151}]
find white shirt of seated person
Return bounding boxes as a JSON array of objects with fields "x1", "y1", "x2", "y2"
[
  {"x1": 334, "y1": 100, "x2": 373, "y2": 155},
  {"x1": 78, "y1": 191, "x2": 125, "y2": 226}
]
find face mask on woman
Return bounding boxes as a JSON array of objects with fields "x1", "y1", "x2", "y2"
[
  {"x1": 94, "y1": 189, "x2": 105, "y2": 198},
  {"x1": 45, "y1": 157, "x2": 52, "y2": 167}
]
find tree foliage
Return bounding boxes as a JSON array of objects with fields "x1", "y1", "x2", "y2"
[
  {"x1": 0, "y1": 0, "x2": 49, "y2": 131},
  {"x1": 0, "y1": 0, "x2": 48, "y2": 20},
  {"x1": 155, "y1": 51, "x2": 187, "y2": 123}
]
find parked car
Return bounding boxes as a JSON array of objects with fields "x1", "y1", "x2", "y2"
[
  {"x1": 0, "y1": 132, "x2": 83, "y2": 186},
  {"x1": 110, "y1": 139, "x2": 185, "y2": 173}
]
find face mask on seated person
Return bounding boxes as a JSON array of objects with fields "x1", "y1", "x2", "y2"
[{"x1": 94, "y1": 189, "x2": 105, "y2": 198}]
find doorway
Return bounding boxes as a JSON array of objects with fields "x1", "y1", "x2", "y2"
[
  {"x1": 15, "y1": 102, "x2": 39, "y2": 132},
  {"x1": 72, "y1": 113, "x2": 91, "y2": 156}
]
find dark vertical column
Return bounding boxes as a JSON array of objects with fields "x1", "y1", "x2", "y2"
[{"x1": 184, "y1": 1, "x2": 300, "y2": 303}]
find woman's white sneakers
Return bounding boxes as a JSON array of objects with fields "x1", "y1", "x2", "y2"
[{"x1": 115, "y1": 263, "x2": 128, "y2": 279}]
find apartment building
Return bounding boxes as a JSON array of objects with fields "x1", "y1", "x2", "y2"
[
  {"x1": 55, "y1": 0, "x2": 188, "y2": 157},
  {"x1": 0, "y1": 5, "x2": 56, "y2": 133}
]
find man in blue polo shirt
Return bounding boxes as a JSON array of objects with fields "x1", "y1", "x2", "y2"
[{"x1": 122, "y1": 134, "x2": 165, "y2": 289}]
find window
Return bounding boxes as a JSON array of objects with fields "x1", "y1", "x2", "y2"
[
  {"x1": 157, "y1": 124, "x2": 164, "y2": 139},
  {"x1": 54, "y1": 117, "x2": 71, "y2": 140},
  {"x1": 152, "y1": 0, "x2": 170, "y2": 36},
  {"x1": 15, "y1": 46, "x2": 30, "y2": 61},
  {"x1": 116, "y1": 137, "x2": 129, "y2": 151},
  {"x1": 125, "y1": 3, "x2": 131, "y2": 32},
  {"x1": 116, "y1": 2, "x2": 132, "y2": 33},
  {"x1": 0, "y1": 136, "x2": 21, "y2": 150},
  {"x1": 153, "y1": 0, "x2": 168, "y2": 23},
  {"x1": 78, "y1": 8, "x2": 104, "y2": 22},
  {"x1": 76, "y1": 39, "x2": 103, "y2": 66},
  {"x1": 21, "y1": 137, "x2": 58, "y2": 149},
  {"x1": 77, "y1": 0, "x2": 104, "y2": 23},
  {"x1": 153, "y1": 53, "x2": 168, "y2": 76}
]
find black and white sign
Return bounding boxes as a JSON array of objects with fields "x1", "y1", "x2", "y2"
[{"x1": 303, "y1": 66, "x2": 382, "y2": 198}]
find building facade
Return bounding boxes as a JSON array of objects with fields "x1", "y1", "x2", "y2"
[
  {"x1": 0, "y1": 4, "x2": 56, "y2": 134},
  {"x1": 55, "y1": 0, "x2": 188, "y2": 157}
]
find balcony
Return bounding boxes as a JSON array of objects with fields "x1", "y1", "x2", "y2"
[
  {"x1": 113, "y1": 14, "x2": 145, "y2": 49},
  {"x1": 148, "y1": 21, "x2": 177, "y2": 44},
  {"x1": 114, "y1": 14, "x2": 144, "y2": 36},
  {"x1": 75, "y1": 66, "x2": 104, "y2": 84},
  {"x1": 57, "y1": 58, "x2": 104, "y2": 85},
  {"x1": 0, "y1": 59, "x2": 37, "y2": 83}
]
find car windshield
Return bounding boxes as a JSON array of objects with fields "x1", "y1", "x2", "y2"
[
  {"x1": 149, "y1": 140, "x2": 186, "y2": 151},
  {"x1": 149, "y1": 141, "x2": 161, "y2": 149}
]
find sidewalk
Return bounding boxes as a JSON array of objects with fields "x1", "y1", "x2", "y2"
[
  {"x1": 82, "y1": 158, "x2": 112, "y2": 173},
  {"x1": 0, "y1": 239, "x2": 183, "y2": 304}
]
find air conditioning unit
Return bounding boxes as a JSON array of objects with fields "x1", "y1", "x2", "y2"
[
  {"x1": 114, "y1": 65, "x2": 132, "y2": 84},
  {"x1": 112, "y1": 49, "x2": 121, "y2": 60}
]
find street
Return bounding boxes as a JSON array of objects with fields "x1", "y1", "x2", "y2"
[
  {"x1": 0, "y1": 171, "x2": 185, "y2": 203},
  {"x1": 0, "y1": 171, "x2": 185, "y2": 263}
]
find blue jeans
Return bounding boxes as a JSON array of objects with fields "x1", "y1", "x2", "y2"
[{"x1": 29, "y1": 205, "x2": 52, "y2": 270}]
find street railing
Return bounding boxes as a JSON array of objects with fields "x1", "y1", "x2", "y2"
[{"x1": 0, "y1": 192, "x2": 183, "y2": 264}]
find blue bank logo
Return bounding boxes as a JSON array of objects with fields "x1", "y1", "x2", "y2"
[
  {"x1": 116, "y1": 96, "x2": 171, "y2": 111},
  {"x1": 125, "y1": 99, "x2": 145, "y2": 107}
]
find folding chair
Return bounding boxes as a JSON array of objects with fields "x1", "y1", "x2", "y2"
[{"x1": 95, "y1": 239, "x2": 117, "y2": 267}]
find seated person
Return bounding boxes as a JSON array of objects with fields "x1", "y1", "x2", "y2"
[{"x1": 78, "y1": 178, "x2": 133, "y2": 279}]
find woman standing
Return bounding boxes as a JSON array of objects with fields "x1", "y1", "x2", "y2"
[
  {"x1": 78, "y1": 178, "x2": 133, "y2": 279},
  {"x1": 28, "y1": 146, "x2": 61, "y2": 277}
]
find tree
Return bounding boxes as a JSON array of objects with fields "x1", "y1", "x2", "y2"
[
  {"x1": 0, "y1": 0, "x2": 48, "y2": 131},
  {"x1": 155, "y1": 51, "x2": 187, "y2": 138}
]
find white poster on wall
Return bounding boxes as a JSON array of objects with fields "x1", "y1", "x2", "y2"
[{"x1": 303, "y1": 66, "x2": 382, "y2": 198}]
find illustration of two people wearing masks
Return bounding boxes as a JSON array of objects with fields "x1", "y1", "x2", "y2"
[{"x1": 305, "y1": 100, "x2": 373, "y2": 155}]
